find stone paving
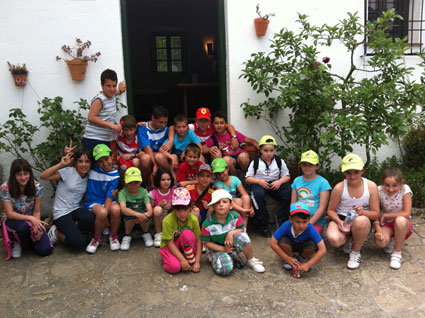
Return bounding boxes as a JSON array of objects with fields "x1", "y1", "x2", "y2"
[{"x1": 1, "y1": 214, "x2": 425, "y2": 318}]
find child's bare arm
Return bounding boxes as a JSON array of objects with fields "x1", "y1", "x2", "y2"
[
  {"x1": 290, "y1": 189, "x2": 297, "y2": 205},
  {"x1": 178, "y1": 180, "x2": 198, "y2": 187},
  {"x1": 161, "y1": 126, "x2": 175, "y2": 152},
  {"x1": 309, "y1": 190, "x2": 330, "y2": 225},
  {"x1": 243, "y1": 136, "x2": 259, "y2": 150},
  {"x1": 192, "y1": 237, "x2": 202, "y2": 272},
  {"x1": 88, "y1": 99, "x2": 121, "y2": 133},
  {"x1": 204, "y1": 241, "x2": 227, "y2": 252},
  {"x1": 167, "y1": 239, "x2": 191, "y2": 271}
]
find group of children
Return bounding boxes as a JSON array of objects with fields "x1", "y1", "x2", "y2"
[{"x1": 1, "y1": 69, "x2": 414, "y2": 277}]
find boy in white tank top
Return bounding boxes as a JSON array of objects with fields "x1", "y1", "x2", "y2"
[{"x1": 326, "y1": 154, "x2": 380, "y2": 270}]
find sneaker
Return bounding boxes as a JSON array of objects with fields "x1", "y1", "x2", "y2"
[
  {"x1": 120, "y1": 235, "x2": 132, "y2": 251},
  {"x1": 202, "y1": 245, "x2": 207, "y2": 254},
  {"x1": 47, "y1": 225, "x2": 58, "y2": 245},
  {"x1": 247, "y1": 257, "x2": 265, "y2": 273},
  {"x1": 383, "y1": 240, "x2": 395, "y2": 254},
  {"x1": 86, "y1": 237, "x2": 101, "y2": 254},
  {"x1": 153, "y1": 232, "x2": 162, "y2": 248},
  {"x1": 142, "y1": 232, "x2": 153, "y2": 247},
  {"x1": 282, "y1": 263, "x2": 293, "y2": 271},
  {"x1": 347, "y1": 251, "x2": 361, "y2": 270},
  {"x1": 102, "y1": 227, "x2": 110, "y2": 236},
  {"x1": 206, "y1": 252, "x2": 213, "y2": 264},
  {"x1": 109, "y1": 234, "x2": 120, "y2": 251},
  {"x1": 390, "y1": 251, "x2": 402, "y2": 270},
  {"x1": 11, "y1": 242, "x2": 22, "y2": 258},
  {"x1": 342, "y1": 239, "x2": 353, "y2": 254}
]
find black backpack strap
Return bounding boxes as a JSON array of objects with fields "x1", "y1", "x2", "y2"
[
  {"x1": 194, "y1": 185, "x2": 213, "y2": 206},
  {"x1": 211, "y1": 135, "x2": 219, "y2": 148},
  {"x1": 253, "y1": 157, "x2": 260, "y2": 175},
  {"x1": 274, "y1": 155, "x2": 282, "y2": 175}
]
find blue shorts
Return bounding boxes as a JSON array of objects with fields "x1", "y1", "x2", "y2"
[{"x1": 123, "y1": 210, "x2": 149, "y2": 223}]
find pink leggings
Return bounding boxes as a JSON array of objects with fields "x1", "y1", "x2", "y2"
[{"x1": 160, "y1": 229, "x2": 197, "y2": 273}]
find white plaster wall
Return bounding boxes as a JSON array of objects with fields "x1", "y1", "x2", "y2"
[
  {"x1": 0, "y1": 1, "x2": 126, "y2": 205},
  {"x1": 225, "y1": 0, "x2": 424, "y2": 166}
]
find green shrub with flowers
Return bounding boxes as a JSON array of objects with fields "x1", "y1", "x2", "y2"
[{"x1": 240, "y1": 9, "x2": 425, "y2": 168}]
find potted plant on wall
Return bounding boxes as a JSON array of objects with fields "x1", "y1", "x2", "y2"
[
  {"x1": 56, "y1": 38, "x2": 101, "y2": 81},
  {"x1": 254, "y1": 4, "x2": 275, "y2": 36},
  {"x1": 7, "y1": 62, "x2": 28, "y2": 87}
]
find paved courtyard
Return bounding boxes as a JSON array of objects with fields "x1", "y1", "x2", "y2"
[{"x1": 1, "y1": 213, "x2": 425, "y2": 318}]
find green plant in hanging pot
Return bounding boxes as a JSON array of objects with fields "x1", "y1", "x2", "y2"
[
  {"x1": 7, "y1": 61, "x2": 28, "y2": 87},
  {"x1": 56, "y1": 38, "x2": 101, "y2": 81},
  {"x1": 254, "y1": 4, "x2": 275, "y2": 36}
]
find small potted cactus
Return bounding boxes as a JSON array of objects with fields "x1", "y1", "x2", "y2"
[
  {"x1": 7, "y1": 62, "x2": 28, "y2": 87},
  {"x1": 254, "y1": 4, "x2": 275, "y2": 36},
  {"x1": 56, "y1": 38, "x2": 101, "y2": 81}
]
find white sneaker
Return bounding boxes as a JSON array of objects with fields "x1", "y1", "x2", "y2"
[
  {"x1": 142, "y1": 232, "x2": 153, "y2": 247},
  {"x1": 390, "y1": 251, "x2": 402, "y2": 270},
  {"x1": 342, "y1": 239, "x2": 353, "y2": 254},
  {"x1": 383, "y1": 240, "x2": 395, "y2": 254},
  {"x1": 347, "y1": 251, "x2": 361, "y2": 270},
  {"x1": 109, "y1": 234, "x2": 120, "y2": 251},
  {"x1": 12, "y1": 242, "x2": 22, "y2": 258},
  {"x1": 153, "y1": 232, "x2": 161, "y2": 248},
  {"x1": 120, "y1": 235, "x2": 132, "y2": 251},
  {"x1": 247, "y1": 257, "x2": 265, "y2": 273},
  {"x1": 47, "y1": 225, "x2": 58, "y2": 245},
  {"x1": 86, "y1": 237, "x2": 101, "y2": 254}
]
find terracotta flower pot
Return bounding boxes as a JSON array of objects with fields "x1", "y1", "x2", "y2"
[
  {"x1": 12, "y1": 73, "x2": 28, "y2": 87},
  {"x1": 66, "y1": 59, "x2": 88, "y2": 81},
  {"x1": 254, "y1": 17, "x2": 270, "y2": 36}
]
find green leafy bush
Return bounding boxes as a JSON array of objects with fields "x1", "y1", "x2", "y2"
[{"x1": 402, "y1": 122, "x2": 425, "y2": 169}]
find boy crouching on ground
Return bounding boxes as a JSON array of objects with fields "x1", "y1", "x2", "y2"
[
  {"x1": 201, "y1": 189, "x2": 265, "y2": 276},
  {"x1": 270, "y1": 202, "x2": 326, "y2": 275}
]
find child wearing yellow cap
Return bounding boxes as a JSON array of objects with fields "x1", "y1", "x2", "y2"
[
  {"x1": 326, "y1": 154, "x2": 380, "y2": 270},
  {"x1": 118, "y1": 167, "x2": 153, "y2": 250},
  {"x1": 290, "y1": 150, "x2": 331, "y2": 235}
]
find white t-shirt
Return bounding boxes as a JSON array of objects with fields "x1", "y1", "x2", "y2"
[
  {"x1": 52, "y1": 167, "x2": 88, "y2": 220},
  {"x1": 245, "y1": 156, "x2": 290, "y2": 182}
]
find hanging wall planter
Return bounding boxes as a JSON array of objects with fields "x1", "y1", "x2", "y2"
[
  {"x1": 66, "y1": 59, "x2": 88, "y2": 81},
  {"x1": 56, "y1": 38, "x2": 101, "y2": 81},
  {"x1": 254, "y1": 4, "x2": 275, "y2": 36},
  {"x1": 7, "y1": 62, "x2": 28, "y2": 87}
]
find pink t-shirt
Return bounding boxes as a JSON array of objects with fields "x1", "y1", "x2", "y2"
[
  {"x1": 204, "y1": 131, "x2": 246, "y2": 156},
  {"x1": 149, "y1": 188, "x2": 174, "y2": 216},
  {"x1": 378, "y1": 184, "x2": 412, "y2": 219}
]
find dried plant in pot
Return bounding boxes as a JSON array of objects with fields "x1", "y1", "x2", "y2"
[
  {"x1": 254, "y1": 4, "x2": 275, "y2": 36},
  {"x1": 7, "y1": 62, "x2": 28, "y2": 87},
  {"x1": 56, "y1": 38, "x2": 101, "y2": 80}
]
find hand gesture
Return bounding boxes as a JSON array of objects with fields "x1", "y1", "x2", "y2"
[
  {"x1": 380, "y1": 214, "x2": 390, "y2": 225},
  {"x1": 209, "y1": 146, "x2": 221, "y2": 158},
  {"x1": 111, "y1": 189, "x2": 118, "y2": 200},
  {"x1": 111, "y1": 123, "x2": 122, "y2": 134},
  {"x1": 122, "y1": 153, "x2": 134, "y2": 161},
  {"x1": 270, "y1": 180, "x2": 282, "y2": 190},
  {"x1": 161, "y1": 140, "x2": 173, "y2": 153},
  {"x1": 375, "y1": 231, "x2": 385, "y2": 241},
  {"x1": 297, "y1": 263, "x2": 310, "y2": 274},
  {"x1": 337, "y1": 219, "x2": 345, "y2": 232},
  {"x1": 32, "y1": 229, "x2": 43, "y2": 241},
  {"x1": 29, "y1": 216, "x2": 48, "y2": 233},
  {"x1": 135, "y1": 213, "x2": 148, "y2": 224},
  {"x1": 224, "y1": 231, "x2": 234, "y2": 249},
  {"x1": 118, "y1": 81, "x2": 126, "y2": 93},
  {"x1": 231, "y1": 137, "x2": 240, "y2": 152},
  {"x1": 287, "y1": 257, "x2": 299, "y2": 268},
  {"x1": 164, "y1": 202, "x2": 171, "y2": 211},
  {"x1": 60, "y1": 152, "x2": 73, "y2": 166},
  {"x1": 64, "y1": 140, "x2": 76, "y2": 156},
  {"x1": 201, "y1": 200, "x2": 208, "y2": 209}
]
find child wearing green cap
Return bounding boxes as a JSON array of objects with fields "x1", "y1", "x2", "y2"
[
  {"x1": 245, "y1": 135, "x2": 291, "y2": 238},
  {"x1": 290, "y1": 150, "x2": 331, "y2": 235},
  {"x1": 212, "y1": 158, "x2": 254, "y2": 226},
  {"x1": 118, "y1": 167, "x2": 153, "y2": 250},
  {"x1": 84, "y1": 144, "x2": 121, "y2": 254},
  {"x1": 326, "y1": 153, "x2": 380, "y2": 270}
]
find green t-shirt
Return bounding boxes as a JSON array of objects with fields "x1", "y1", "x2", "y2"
[
  {"x1": 118, "y1": 186, "x2": 150, "y2": 212},
  {"x1": 160, "y1": 212, "x2": 201, "y2": 248}
]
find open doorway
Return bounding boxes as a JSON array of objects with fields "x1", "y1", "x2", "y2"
[{"x1": 121, "y1": 0, "x2": 226, "y2": 122}]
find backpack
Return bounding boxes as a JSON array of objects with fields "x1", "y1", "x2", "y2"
[{"x1": 251, "y1": 155, "x2": 282, "y2": 176}]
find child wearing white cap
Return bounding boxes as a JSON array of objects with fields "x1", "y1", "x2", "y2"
[{"x1": 201, "y1": 189, "x2": 265, "y2": 275}]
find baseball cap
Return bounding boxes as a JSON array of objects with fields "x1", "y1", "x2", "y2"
[
  {"x1": 197, "y1": 163, "x2": 212, "y2": 174},
  {"x1": 207, "y1": 189, "x2": 233, "y2": 207},
  {"x1": 211, "y1": 158, "x2": 227, "y2": 173},
  {"x1": 125, "y1": 167, "x2": 142, "y2": 184},
  {"x1": 196, "y1": 107, "x2": 211, "y2": 120},
  {"x1": 290, "y1": 202, "x2": 310, "y2": 216},
  {"x1": 172, "y1": 187, "x2": 191, "y2": 206},
  {"x1": 259, "y1": 135, "x2": 277, "y2": 147},
  {"x1": 93, "y1": 144, "x2": 111, "y2": 161},
  {"x1": 300, "y1": 150, "x2": 319, "y2": 165},
  {"x1": 341, "y1": 154, "x2": 364, "y2": 172}
]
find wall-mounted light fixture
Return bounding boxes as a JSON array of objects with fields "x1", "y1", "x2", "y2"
[{"x1": 206, "y1": 42, "x2": 213, "y2": 56}]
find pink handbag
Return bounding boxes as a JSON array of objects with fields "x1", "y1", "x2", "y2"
[{"x1": 2, "y1": 220, "x2": 20, "y2": 261}]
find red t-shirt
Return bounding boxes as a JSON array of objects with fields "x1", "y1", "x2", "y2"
[
  {"x1": 189, "y1": 123, "x2": 214, "y2": 144},
  {"x1": 177, "y1": 161, "x2": 202, "y2": 182},
  {"x1": 187, "y1": 184, "x2": 214, "y2": 210}
]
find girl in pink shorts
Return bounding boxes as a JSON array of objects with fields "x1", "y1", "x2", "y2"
[{"x1": 374, "y1": 167, "x2": 413, "y2": 270}]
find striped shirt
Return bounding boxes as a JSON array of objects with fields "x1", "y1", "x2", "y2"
[
  {"x1": 116, "y1": 134, "x2": 139, "y2": 157},
  {"x1": 137, "y1": 122, "x2": 169, "y2": 152},
  {"x1": 84, "y1": 164, "x2": 120, "y2": 208},
  {"x1": 83, "y1": 92, "x2": 117, "y2": 142},
  {"x1": 201, "y1": 210, "x2": 244, "y2": 245}
]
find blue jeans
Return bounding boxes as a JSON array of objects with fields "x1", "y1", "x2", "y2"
[
  {"x1": 55, "y1": 208, "x2": 95, "y2": 251},
  {"x1": 251, "y1": 182, "x2": 291, "y2": 230}
]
